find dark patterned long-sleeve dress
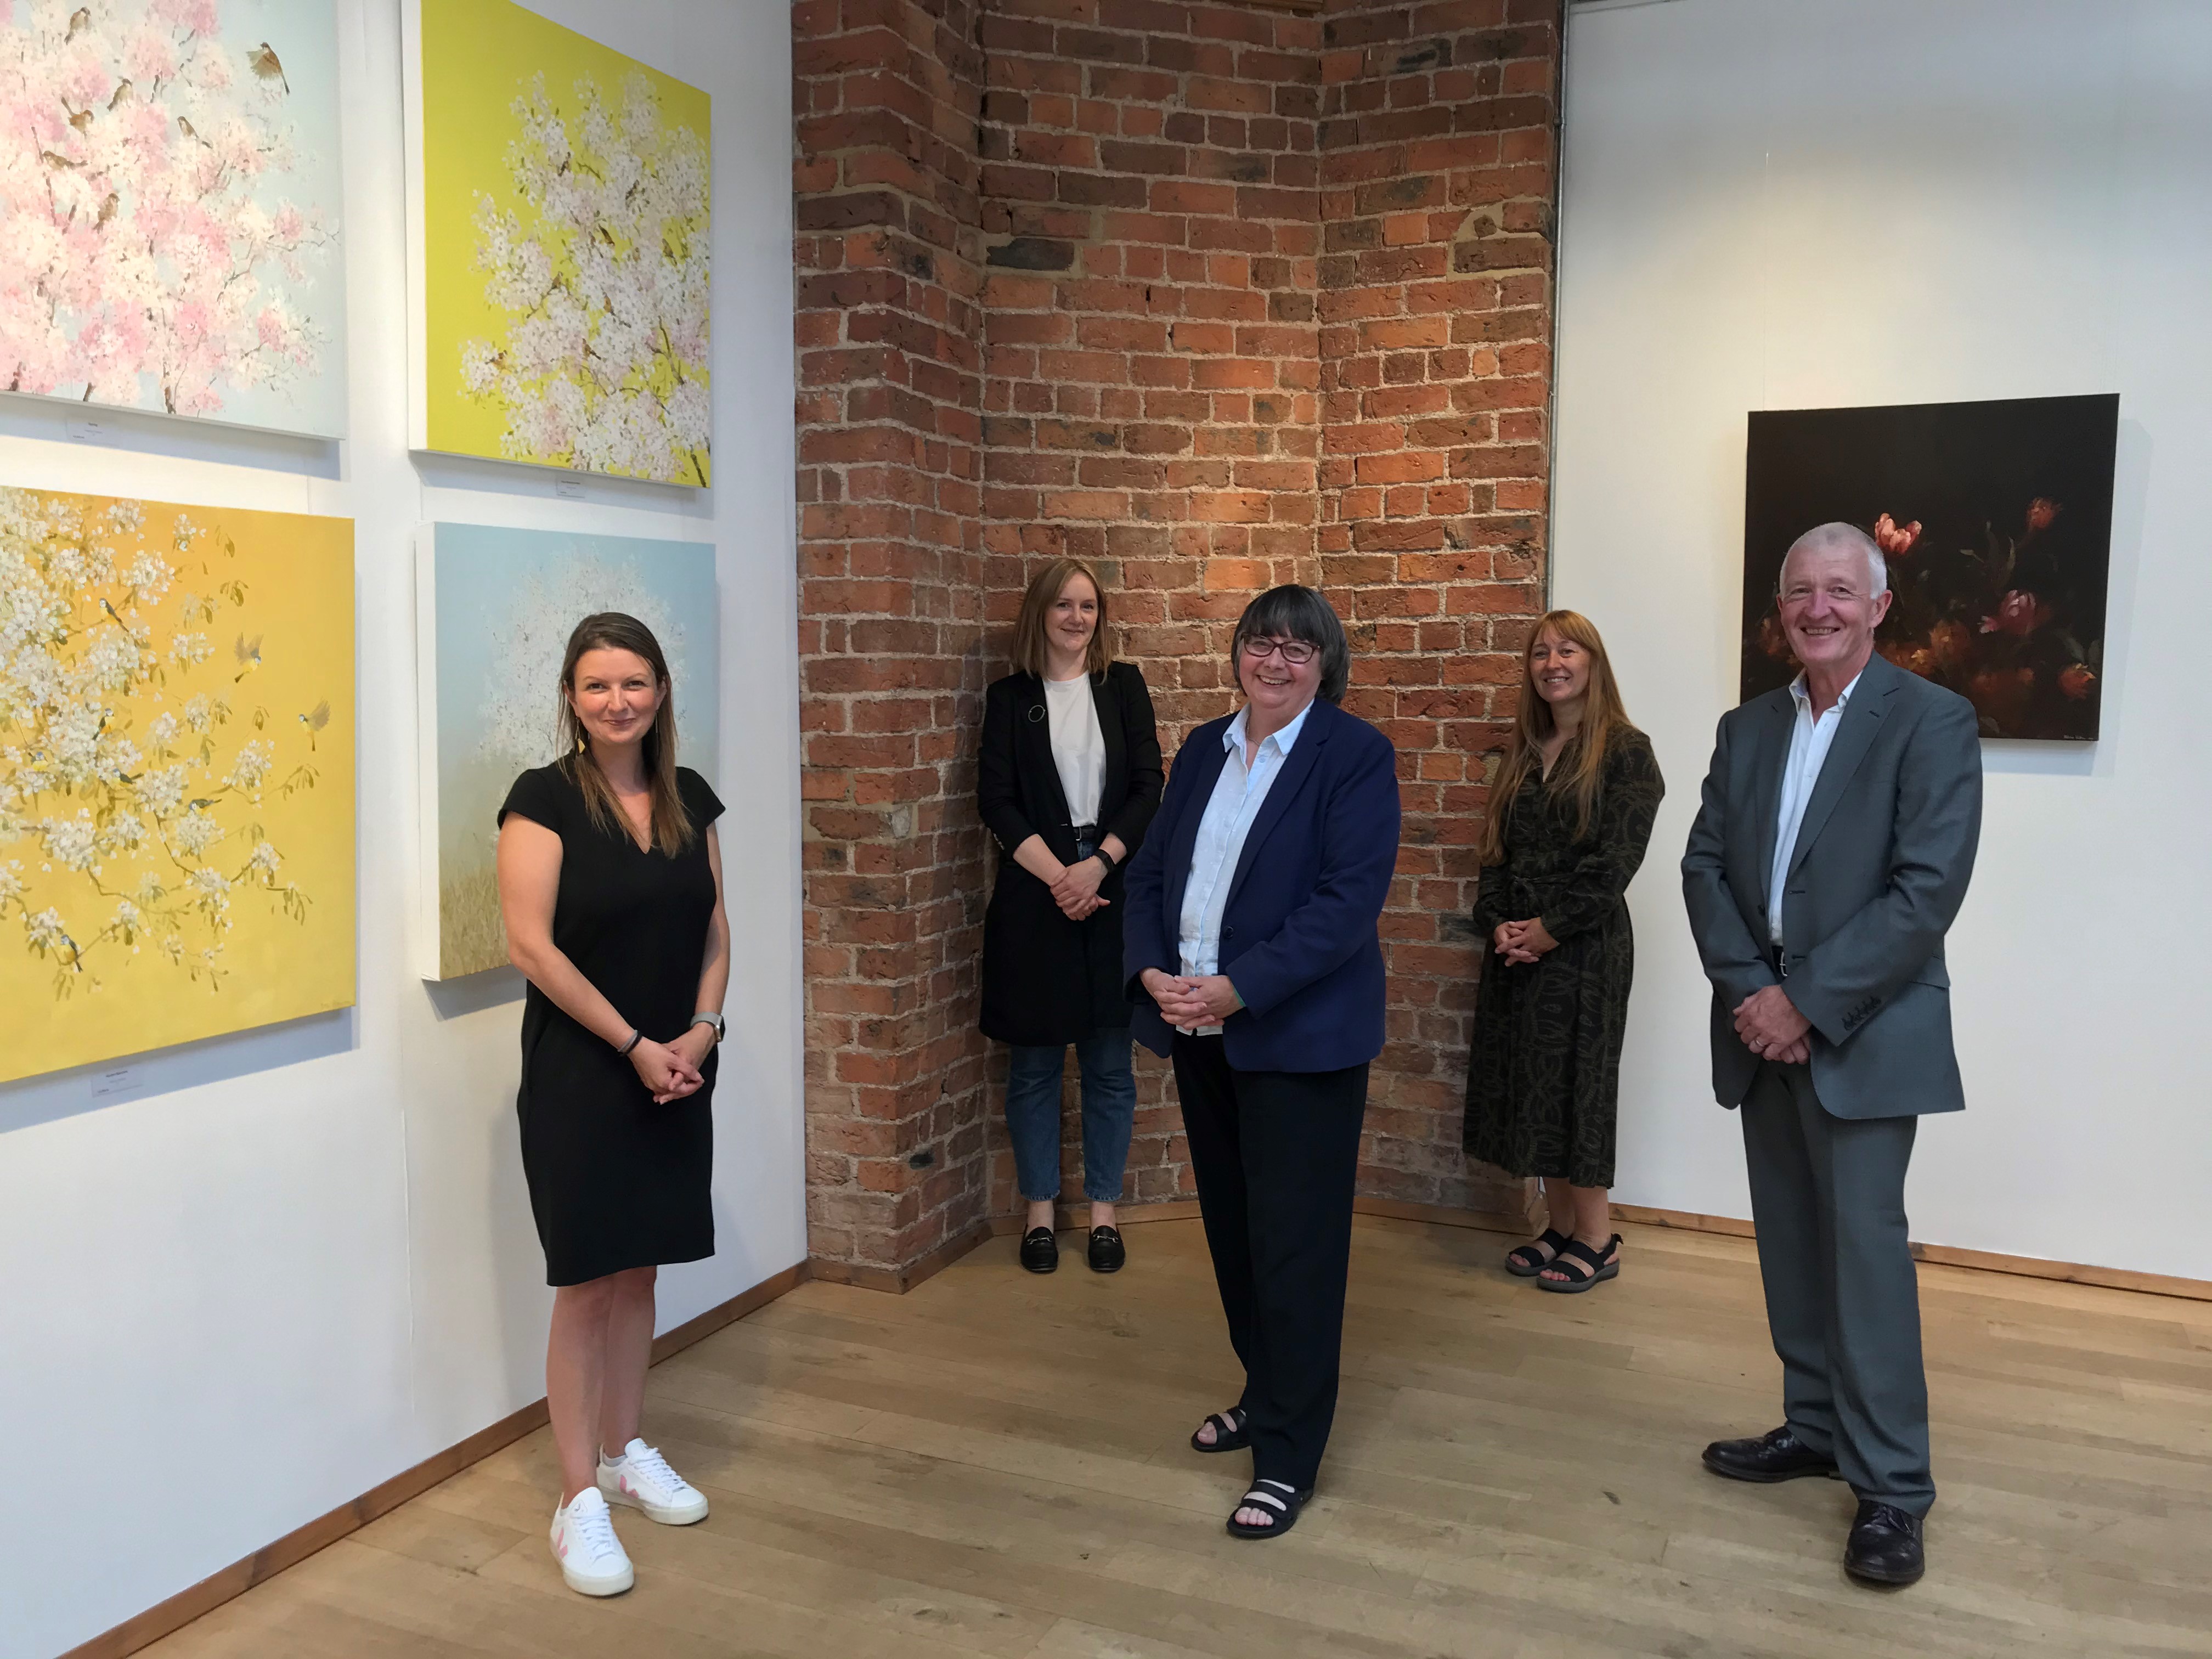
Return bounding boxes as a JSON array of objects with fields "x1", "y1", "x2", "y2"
[{"x1": 1463, "y1": 729, "x2": 1664, "y2": 1189}]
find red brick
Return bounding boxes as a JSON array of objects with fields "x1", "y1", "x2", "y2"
[{"x1": 799, "y1": 0, "x2": 1559, "y2": 1274}]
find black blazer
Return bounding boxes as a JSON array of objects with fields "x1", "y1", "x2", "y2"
[{"x1": 978, "y1": 662, "x2": 1163, "y2": 1045}]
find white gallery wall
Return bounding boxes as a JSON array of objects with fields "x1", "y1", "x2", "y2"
[
  {"x1": 1552, "y1": 0, "x2": 2212, "y2": 1279},
  {"x1": 0, "y1": 4, "x2": 801, "y2": 1655}
]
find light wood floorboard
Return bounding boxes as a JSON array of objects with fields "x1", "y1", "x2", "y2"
[{"x1": 140, "y1": 1217, "x2": 2212, "y2": 1658}]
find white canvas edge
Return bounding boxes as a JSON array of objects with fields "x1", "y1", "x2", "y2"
[
  {"x1": 401, "y1": 0, "x2": 430, "y2": 454},
  {"x1": 413, "y1": 523, "x2": 444, "y2": 981}
]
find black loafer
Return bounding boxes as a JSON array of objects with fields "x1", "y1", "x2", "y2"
[
  {"x1": 1019, "y1": 1226, "x2": 1058, "y2": 1273},
  {"x1": 1701, "y1": 1425, "x2": 1840, "y2": 1483},
  {"x1": 1087, "y1": 1225, "x2": 1126, "y2": 1273},
  {"x1": 1844, "y1": 1500, "x2": 1926, "y2": 1586}
]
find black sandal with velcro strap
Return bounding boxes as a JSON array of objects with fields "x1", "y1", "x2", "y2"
[
  {"x1": 1504, "y1": 1227, "x2": 1572, "y2": 1278},
  {"x1": 1535, "y1": 1233, "x2": 1621, "y2": 1294},
  {"x1": 1189, "y1": 1407, "x2": 1248, "y2": 1454},
  {"x1": 1226, "y1": 1478, "x2": 1313, "y2": 1539}
]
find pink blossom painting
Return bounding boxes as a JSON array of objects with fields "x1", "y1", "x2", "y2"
[
  {"x1": 1742, "y1": 394, "x2": 2119, "y2": 741},
  {"x1": 0, "y1": 0, "x2": 346, "y2": 437}
]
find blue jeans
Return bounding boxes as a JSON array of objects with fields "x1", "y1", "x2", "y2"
[{"x1": 1005, "y1": 1032, "x2": 1137, "y2": 1203}]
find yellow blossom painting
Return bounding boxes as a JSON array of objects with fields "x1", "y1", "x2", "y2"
[
  {"x1": 0, "y1": 487, "x2": 354, "y2": 1081},
  {"x1": 403, "y1": 0, "x2": 712, "y2": 485}
]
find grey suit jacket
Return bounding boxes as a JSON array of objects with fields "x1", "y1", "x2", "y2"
[{"x1": 1681, "y1": 653, "x2": 1982, "y2": 1119}]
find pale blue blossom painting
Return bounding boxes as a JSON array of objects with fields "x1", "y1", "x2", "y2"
[{"x1": 416, "y1": 522, "x2": 716, "y2": 978}]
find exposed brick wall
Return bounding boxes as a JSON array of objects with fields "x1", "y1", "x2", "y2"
[
  {"x1": 793, "y1": 0, "x2": 994, "y2": 1281},
  {"x1": 1320, "y1": 0, "x2": 1561, "y2": 1215},
  {"x1": 797, "y1": 0, "x2": 1562, "y2": 1278},
  {"x1": 973, "y1": 0, "x2": 1327, "y2": 1220}
]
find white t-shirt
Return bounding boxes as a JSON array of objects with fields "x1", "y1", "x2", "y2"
[{"x1": 1042, "y1": 674, "x2": 1105, "y2": 826}]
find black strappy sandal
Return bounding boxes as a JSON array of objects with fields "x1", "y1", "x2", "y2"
[
  {"x1": 1226, "y1": 1478, "x2": 1313, "y2": 1539},
  {"x1": 1189, "y1": 1407, "x2": 1248, "y2": 1454},
  {"x1": 1505, "y1": 1227, "x2": 1572, "y2": 1278},
  {"x1": 1536, "y1": 1233, "x2": 1621, "y2": 1294}
]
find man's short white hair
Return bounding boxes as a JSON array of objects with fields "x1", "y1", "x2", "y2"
[{"x1": 1778, "y1": 522, "x2": 1888, "y2": 599}]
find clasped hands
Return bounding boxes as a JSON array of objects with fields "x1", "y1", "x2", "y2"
[
  {"x1": 1491, "y1": 917, "x2": 1559, "y2": 966},
  {"x1": 1140, "y1": 967, "x2": 1243, "y2": 1029},
  {"x1": 1048, "y1": 854, "x2": 1109, "y2": 921},
  {"x1": 1734, "y1": 984, "x2": 1811, "y2": 1066},
  {"x1": 629, "y1": 1024, "x2": 716, "y2": 1104}
]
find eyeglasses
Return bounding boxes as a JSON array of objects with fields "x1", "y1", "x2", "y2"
[{"x1": 1241, "y1": 636, "x2": 1317, "y2": 665}]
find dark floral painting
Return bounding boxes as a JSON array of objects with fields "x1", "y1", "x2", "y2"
[{"x1": 1741, "y1": 393, "x2": 2119, "y2": 740}]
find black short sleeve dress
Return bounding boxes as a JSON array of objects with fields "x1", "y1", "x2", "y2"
[{"x1": 498, "y1": 762, "x2": 725, "y2": 1286}]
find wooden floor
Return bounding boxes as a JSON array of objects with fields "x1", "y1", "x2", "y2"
[{"x1": 146, "y1": 1216, "x2": 2212, "y2": 1659}]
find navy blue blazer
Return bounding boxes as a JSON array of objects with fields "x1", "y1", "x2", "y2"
[{"x1": 1122, "y1": 697, "x2": 1401, "y2": 1073}]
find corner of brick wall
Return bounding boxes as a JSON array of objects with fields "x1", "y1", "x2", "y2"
[
  {"x1": 799, "y1": 0, "x2": 1566, "y2": 1282},
  {"x1": 794, "y1": 0, "x2": 996, "y2": 1278}
]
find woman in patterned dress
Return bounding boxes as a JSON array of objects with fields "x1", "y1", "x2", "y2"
[{"x1": 1464, "y1": 611, "x2": 1663, "y2": 1293}]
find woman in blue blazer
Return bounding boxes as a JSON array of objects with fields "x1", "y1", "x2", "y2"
[{"x1": 1122, "y1": 585, "x2": 1401, "y2": 1541}]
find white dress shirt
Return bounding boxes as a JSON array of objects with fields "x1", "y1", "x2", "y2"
[
  {"x1": 1175, "y1": 699, "x2": 1315, "y2": 1032},
  {"x1": 1769, "y1": 668, "x2": 1863, "y2": 945},
  {"x1": 1042, "y1": 673, "x2": 1104, "y2": 826}
]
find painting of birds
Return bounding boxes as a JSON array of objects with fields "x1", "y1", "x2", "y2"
[
  {"x1": 233, "y1": 634, "x2": 263, "y2": 681},
  {"x1": 96, "y1": 192, "x2": 118, "y2": 228},
  {"x1": 67, "y1": 107, "x2": 93, "y2": 132},
  {"x1": 177, "y1": 116, "x2": 204, "y2": 145},
  {"x1": 108, "y1": 78, "x2": 132, "y2": 110},
  {"x1": 297, "y1": 701, "x2": 330, "y2": 751},
  {"x1": 247, "y1": 42, "x2": 288, "y2": 94},
  {"x1": 40, "y1": 149, "x2": 80, "y2": 171},
  {"x1": 66, "y1": 8, "x2": 92, "y2": 43}
]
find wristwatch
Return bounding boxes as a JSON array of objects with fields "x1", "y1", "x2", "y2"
[{"x1": 689, "y1": 1012, "x2": 726, "y2": 1042}]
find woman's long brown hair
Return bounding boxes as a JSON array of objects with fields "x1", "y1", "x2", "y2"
[
  {"x1": 1476, "y1": 610, "x2": 1636, "y2": 864},
  {"x1": 556, "y1": 612, "x2": 695, "y2": 855}
]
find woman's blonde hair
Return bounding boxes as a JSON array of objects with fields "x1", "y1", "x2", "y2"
[
  {"x1": 556, "y1": 612, "x2": 695, "y2": 856},
  {"x1": 1011, "y1": 557, "x2": 1112, "y2": 679},
  {"x1": 1477, "y1": 610, "x2": 1636, "y2": 864}
]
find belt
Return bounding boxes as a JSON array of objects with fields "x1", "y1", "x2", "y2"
[{"x1": 1073, "y1": 823, "x2": 1100, "y2": 862}]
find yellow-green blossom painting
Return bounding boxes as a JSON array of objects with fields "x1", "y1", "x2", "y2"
[
  {"x1": 405, "y1": 0, "x2": 711, "y2": 485},
  {"x1": 0, "y1": 487, "x2": 354, "y2": 1081}
]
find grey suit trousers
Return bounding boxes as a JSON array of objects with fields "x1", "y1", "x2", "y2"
[{"x1": 1740, "y1": 1061, "x2": 1932, "y2": 1515}]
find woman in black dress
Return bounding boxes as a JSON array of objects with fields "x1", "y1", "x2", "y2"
[
  {"x1": 1464, "y1": 610, "x2": 1663, "y2": 1294},
  {"x1": 496, "y1": 612, "x2": 728, "y2": 1598},
  {"x1": 978, "y1": 558, "x2": 1162, "y2": 1274}
]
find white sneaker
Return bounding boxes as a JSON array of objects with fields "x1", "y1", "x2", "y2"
[
  {"x1": 549, "y1": 1486, "x2": 634, "y2": 1596},
  {"x1": 599, "y1": 1437, "x2": 710, "y2": 1525}
]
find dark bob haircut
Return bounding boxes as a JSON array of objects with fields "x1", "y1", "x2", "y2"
[{"x1": 1231, "y1": 584, "x2": 1352, "y2": 704}]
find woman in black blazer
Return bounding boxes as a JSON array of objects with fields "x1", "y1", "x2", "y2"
[{"x1": 979, "y1": 558, "x2": 1163, "y2": 1275}]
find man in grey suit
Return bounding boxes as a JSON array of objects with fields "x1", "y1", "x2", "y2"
[{"x1": 1683, "y1": 521, "x2": 1982, "y2": 1588}]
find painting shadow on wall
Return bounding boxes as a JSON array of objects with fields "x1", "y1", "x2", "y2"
[
  {"x1": 412, "y1": 449, "x2": 713, "y2": 520},
  {"x1": 0, "y1": 399, "x2": 343, "y2": 481},
  {"x1": 425, "y1": 962, "x2": 527, "y2": 1019},
  {"x1": 1742, "y1": 393, "x2": 2119, "y2": 742},
  {"x1": 0, "y1": 1007, "x2": 354, "y2": 1137}
]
